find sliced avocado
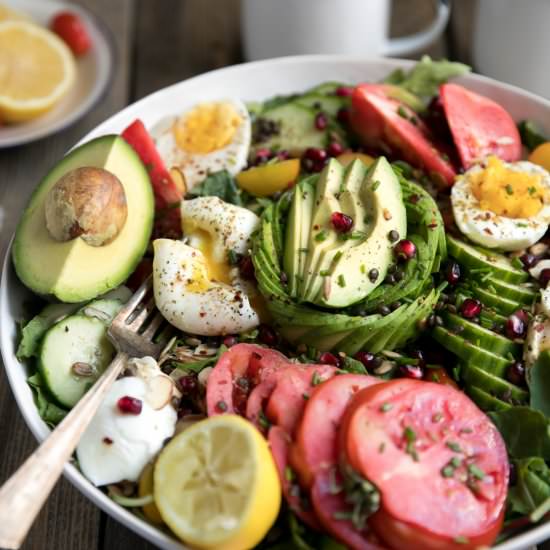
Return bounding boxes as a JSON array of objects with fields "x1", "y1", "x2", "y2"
[
  {"x1": 284, "y1": 179, "x2": 315, "y2": 297},
  {"x1": 298, "y1": 159, "x2": 344, "y2": 299},
  {"x1": 460, "y1": 362, "x2": 528, "y2": 404},
  {"x1": 13, "y1": 136, "x2": 154, "y2": 303},
  {"x1": 321, "y1": 157, "x2": 407, "y2": 308},
  {"x1": 295, "y1": 93, "x2": 348, "y2": 117},
  {"x1": 442, "y1": 312, "x2": 521, "y2": 357}
]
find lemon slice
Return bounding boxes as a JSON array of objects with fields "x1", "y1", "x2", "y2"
[
  {"x1": 0, "y1": 21, "x2": 76, "y2": 122},
  {"x1": 154, "y1": 415, "x2": 281, "y2": 550}
]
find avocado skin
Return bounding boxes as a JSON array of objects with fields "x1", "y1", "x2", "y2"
[{"x1": 12, "y1": 135, "x2": 154, "y2": 302}]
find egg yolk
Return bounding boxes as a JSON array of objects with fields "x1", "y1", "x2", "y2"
[
  {"x1": 470, "y1": 156, "x2": 547, "y2": 218},
  {"x1": 174, "y1": 102, "x2": 242, "y2": 154}
]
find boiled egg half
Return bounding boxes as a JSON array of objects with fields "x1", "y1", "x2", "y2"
[
  {"x1": 153, "y1": 99, "x2": 251, "y2": 190},
  {"x1": 153, "y1": 197, "x2": 261, "y2": 336},
  {"x1": 451, "y1": 156, "x2": 550, "y2": 251}
]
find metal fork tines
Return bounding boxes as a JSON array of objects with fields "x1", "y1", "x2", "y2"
[{"x1": 108, "y1": 276, "x2": 172, "y2": 359}]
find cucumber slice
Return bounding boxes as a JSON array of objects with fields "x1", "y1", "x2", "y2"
[
  {"x1": 432, "y1": 326, "x2": 512, "y2": 377},
  {"x1": 465, "y1": 385, "x2": 512, "y2": 412},
  {"x1": 442, "y1": 312, "x2": 521, "y2": 357},
  {"x1": 447, "y1": 235, "x2": 528, "y2": 284},
  {"x1": 460, "y1": 362, "x2": 528, "y2": 404},
  {"x1": 253, "y1": 103, "x2": 328, "y2": 155},
  {"x1": 295, "y1": 93, "x2": 347, "y2": 117},
  {"x1": 79, "y1": 299, "x2": 125, "y2": 325},
  {"x1": 469, "y1": 285, "x2": 522, "y2": 316},
  {"x1": 39, "y1": 315, "x2": 115, "y2": 408},
  {"x1": 485, "y1": 276, "x2": 537, "y2": 305}
]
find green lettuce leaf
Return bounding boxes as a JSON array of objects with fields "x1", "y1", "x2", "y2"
[
  {"x1": 188, "y1": 170, "x2": 243, "y2": 206},
  {"x1": 508, "y1": 457, "x2": 550, "y2": 518},
  {"x1": 27, "y1": 373, "x2": 68, "y2": 426},
  {"x1": 489, "y1": 407, "x2": 550, "y2": 459},
  {"x1": 383, "y1": 55, "x2": 471, "y2": 98},
  {"x1": 529, "y1": 349, "x2": 550, "y2": 417}
]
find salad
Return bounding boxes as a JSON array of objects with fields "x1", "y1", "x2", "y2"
[{"x1": 11, "y1": 56, "x2": 550, "y2": 550}]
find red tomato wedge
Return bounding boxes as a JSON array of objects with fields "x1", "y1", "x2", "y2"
[
  {"x1": 122, "y1": 119, "x2": 183, "y2": 209},
  {"x1": 291, "y1": 374, "x2": 381, "y2": 489},
  {"x1": 265, "y1": 365, "x2": 338, "y2": 435},
  {"x1": 439, "y1": 83, "x2": 522, "y2": 168},
  {"x1": 268, "y1": 426, "x2": 320, "y2": 530},
  {"x1": 340, "y1": 379, "x2": 508, "y2": 550},
  {"x1": 311, "y1": 468, "x2": 386, "y2": 550},
  {"x1": 350, "y1": 84, "x2": 456, "y2": 186},
  {"x1": 206, "y1": 344, "x2": 288, "y2": 416}
]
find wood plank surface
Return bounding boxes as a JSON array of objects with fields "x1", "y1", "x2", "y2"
[{"x1": 0, "y1": 1, "x2": 506, "y2": 549}]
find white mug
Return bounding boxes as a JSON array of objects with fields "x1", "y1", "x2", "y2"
[
  {"x1": 472, "y1": 0, "x2": 550, "y2": 99},
  {"x1": 241, "y1": 0, "x2": 451, "y2": 61}
]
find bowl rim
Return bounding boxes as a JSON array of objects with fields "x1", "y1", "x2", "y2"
[{"x1": 2, "y1": 54, "x2": 549, "y2": 550}]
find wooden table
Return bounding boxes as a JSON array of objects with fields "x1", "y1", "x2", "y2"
[{"x1": 0, "y1": 1, "x2": 523, "y2": 548}]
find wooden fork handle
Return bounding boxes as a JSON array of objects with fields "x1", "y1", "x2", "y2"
[{"x1": 0, "y1": 351, "x2": 128, "y2": 549}]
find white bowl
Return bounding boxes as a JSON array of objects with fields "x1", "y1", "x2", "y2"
[{"x1": 2, "y1": 56, "x2": 550, "y2": 550}]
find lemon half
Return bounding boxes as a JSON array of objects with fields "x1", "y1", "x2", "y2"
[
  {"x1": 154, "y1": 415, "x2": 281, "y2": 550},
  {"x1": 0, "y1": 21, "x2": 76, "y2": 122}
]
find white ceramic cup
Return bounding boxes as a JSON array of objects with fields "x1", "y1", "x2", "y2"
[
  {"x1": 241, "y1": 0, "x2": 451, "y2": 61},
  {"x1": 472, "y1": 0, "x2": 550, "y2": 99}
]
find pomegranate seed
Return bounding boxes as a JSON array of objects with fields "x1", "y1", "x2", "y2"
[
  {"x1": 540, "y1": 268, "x2": 550, "y2": 288},
  {"x1": 335, "y1": 86, "x2": 353, "y2": 97},
  {"x1": 258, "y1": 324, "x2": 278, "y2": 346},
  {"x1": 318, "y1": 352, "x2": 341, "y2": 367},
  {"x1": 223, "y1": 335, "x2": 238, "y2": 347},
  {"x1": 304, "y1": 147, "x2": 328, "y2": 162},
  {"x1": 312, "y1": 159, "x2": 327, "y2": 172},
  {"x1": 327, "y1": 141, "x2": 344, "y2": 157},
  {"x1": 117, "y1": 396, "x2": 142, "y2": 415},
  {"x1": 446, "y1": 262, "x2": 461, "y2": 285},
  {"x1": 507, "y1": 362, "x2": 526, "y2": 386},
  {"x1": 314, "y1": 112, "x2": 328, "y2": 130},
  {"x1": 177, "y1": 375, "x2": 198, "y2": 394},
  {"x1": 238, "y1": 255, "x2": 256, "y2": 281},
  {"x1": 394, "y1": 239, "x2": 417, "y2": 261},
  {"x1": 506, "y1": 310, "x2": 528, "y2": 339},
  {"x1": 330, "y1": 211, "x2": 354, "y2": 233},
  {"x1": 337, "y1": 107, "x2": 350, "y2": 124},
  {"x1": 399, "y1": 364, "x2": 424, "y2": 379},
  {"x1": 276, "y1": 150, "x2": 290, "y2": 161},
  {"x1": 355, "y1": 351, "x2": 375, "y2": 369},
  {"x1": 460, "y1": 298, "x2": 481, "y2": 319},
  {"x1": 254, "y1": 148, "x2": 272, "y2": 164},
  {"x1": 520, "y1": 253, "x2": 538, "y2": 270}
]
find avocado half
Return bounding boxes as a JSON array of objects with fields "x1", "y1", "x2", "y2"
[{"x1": 12, "y1": 135, "x2": 154, "y2": 302}]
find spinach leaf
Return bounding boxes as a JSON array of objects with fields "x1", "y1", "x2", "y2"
[
  {"x1": 27, "y1": 373, "x2": 68, "y2": 426},
  {"x1": 383, "y1": 55, "x2": 471, "y2": 98},
  {"x1": 489, "y1": 407, "x2": 550, "y2": 459},
  {"x1": 340, "y1": 356, "x2": 367, "y2": 375},
  {"x1": 529, "y1": 349, "x2": 550, "y2": 417},
  {"x1": 508, "y1": 457, "x2": 550, "y2": 518},
  {"x1": 188, "y1": 170, "x2": 243, "y2": 206},
  {"x1": 170, "y1": 345, "x2": 228, "y2": 373},
  {"x1": 518, "y1": 120, "x2": 548, "y2": 151}
]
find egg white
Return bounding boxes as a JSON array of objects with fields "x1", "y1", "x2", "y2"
[
  {"x1": 152, "y1": 98, "x2": 251, "y2": 190},
  {"x1": 451, "y1": 160, "x2": 550, "y2": 251}
]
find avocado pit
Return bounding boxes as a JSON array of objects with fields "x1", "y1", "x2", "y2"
[{"x1": 45, "y1": 166, "x2": 128, "y2": 247}]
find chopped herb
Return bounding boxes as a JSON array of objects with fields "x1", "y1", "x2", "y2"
[
  {"x1": 227, "y1": 249, "x2": 239, "y2": 266},
  {"x1": 372, "y1": 180, "x2": 381, "y2": 191},
  {"x1": 334, "y1": 251, "x2": 343, "y2": 262},
  {"x1": 337, "y1": 274, "x2": 346, "y2": 288},
  {"x1": 379, "y1": 442, "x2": 386, "y2": 453},
  {"x1": 285, "y1": 466, "x2": 295, "y2": 482},
  {"x1": 302, "y1": 393, "x2": 310, "y2": 400},
  {"x1": 315, "y1": 230, "x2": 328, "y2": 242},
  {"x1": 216, "y1": 400, "x2": 228, "y2": 412},
  {"x1": 312, "y1": 371, "x2": 323, "y2": 386},
  {"x1": 468, "y1": 464, "x2": 485, "y2": 480},
  {"x1": 441, "y1": 465, "x2": 455, "y2": 478},
  {"x1": 332, "y1": 510, "x2": 353, "y2": 521},
  {"x1": 528, "y1": 186, "x2": 537, "y2": 195},
  {"x1": 446, "y1": 441, "x2": 462, "y2": 453},
  {"x1": 460, "y1": 427, "x2": 473, "y2": 434},
  {"x1": 380, "y1": 402, "x2": 393, "y2": 412},
  {"x1": 516, "y1": 222, "x2": 528, "y2": 228},
  {"x1": 397, "y1": 106, "x2": 409, "y2": 119},
  {"x1": 320, "y1": 269, "x2": 330, "y2": 277},
  {"x1": 454, "y1": 536, "x2": 469, "y2": 545},
  {"x1": 432, "y1": 412, "x2": 443, "y2": 423},
  {"x1": 258, "y1": 410, "x2": 270, "y2": 431},
  {"x1": 360, "y1": 264, "x2": 366, "y2": 274},
  {"x1": 404, "y1": 427, "x2": 419, "y2": 461},
  {"x1": 451, "y1": 456, "x2": 462, "y2": 468},
  {"x1": 505, "y1": 184, "x2": 514, "y2": 195}
]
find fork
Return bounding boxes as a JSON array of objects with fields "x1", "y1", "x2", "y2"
[{"x1": 0, "y1": 276, "x2": 171, "y2": 549}]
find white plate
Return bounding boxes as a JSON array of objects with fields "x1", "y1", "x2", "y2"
[
  {"x1": 0, "y1": 0, "x2": 113, "y2": 148},
  {"x1": 2, "y1": 56, "x2": 550, "y2": 550}
]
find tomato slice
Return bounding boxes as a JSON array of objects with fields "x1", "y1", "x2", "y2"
[
  {"x1": 265, "y1": 365, "x2": 338, "y2": 435},
  {"x1": 268, "y1": 426, "x2": 320, "y2": 530},
  {"x1": 291, "y1": 374, "x2": 381, "y2": 489},
  {"x1": 206, "y1": 343, "x2": 288, "y2": 416},
  {"x1": 340, "y1": 379, "x2": 508, "y2": 549},
  {"x1": 440, "y1": 83, "x2": 521, "y2": 169},
  {"x1": 311, "y1": 468, "x2": 386, "y2": 550},
  {"x1": 350, "y1": 84, "x2": 456, "y2": 186}
]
